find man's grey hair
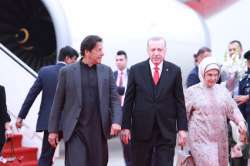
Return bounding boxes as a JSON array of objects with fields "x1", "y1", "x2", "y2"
[{"x1": 147, "y1": 37, "x2": 166, "y2": 48}]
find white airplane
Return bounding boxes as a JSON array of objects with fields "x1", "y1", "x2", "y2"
[{"x1": 1, "y1": 0, "x2": 235, "y2": 156}]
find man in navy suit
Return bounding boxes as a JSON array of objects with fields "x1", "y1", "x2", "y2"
[
  {"x1": 114, "y1": 50, "x2": 129, "y2": 106},
  {"x1": 121, "y1": 37, "x2": 188, "y2": 166},
  {"x1": 113, "y1": 50, "x2": 132, "y2": 166},
  {"x1": 15, "y1": 46, "x2": 78, "y2": 166},
  {"x1": 186, "y1": 47, "x2": 211, "y2": 88}
]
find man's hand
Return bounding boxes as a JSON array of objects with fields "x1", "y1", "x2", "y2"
[
  {"x1": 5, "y1": 122, "x2": 12, "y2": 131},
  {"x1": 48, "y1": 133, "x2": 59, "y2": 148},
  {"x1": 120, "y1": 129, "x2": 131, "y2": 145},
  {"x1": 234, "y1": 95, "x2": 249, "y2": 105},
  {"x1": 5, "y1": 122, "x2": 13, "y2": 138},
  {"x1": 110, "y1": 123, "x2": 121, "y2": 136},
  {"x1": 178, "y1": 130, "x2": 187, "y2": 148},
  {"x1": 15, "y1": 118, "x2": 23, "y2": 129}
]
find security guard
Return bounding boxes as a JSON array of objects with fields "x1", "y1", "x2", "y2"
[
  {"x1": 231, "y1": 50, "x2": 250, "y2": 166},
  {"x1": 236, "y1": 50, "x2": 250, "y2": 123}
]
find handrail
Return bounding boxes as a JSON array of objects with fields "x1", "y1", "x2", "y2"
[
  {"x1": 0, "y1": 43, "x2": 42, "y2": 140},
  {"x1": 7, "y1": 110, "x2": 43, "y2": 140},
  {"x1": 0, "y1": 43, "x2": 37, "y2": 78}
]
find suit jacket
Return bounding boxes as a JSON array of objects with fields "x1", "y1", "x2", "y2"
[
  {"x1": 114, "y1": 69, "x2": 130, "y2": 96},
  {"x1": 186, "y1": 65, "x2": 221, "y2": 88},
  {"x1": 186, "y1": 66, "x2": 200, "y2": 88},
  {"x1": 0, "y1": 85, "x2": 11, "y2": 131},
  {"x1": 122, "y1": 60, "x2": 188, "y2": 144},
  {"x1": 113, "y1": 69, "x2": 130, "y2": 81},
  {"x1": 18, "y1": 63, "x2": 65, "y2": 131},
  {"x1": 48, "y1": 62, "x2": 122, "y2": 142}
]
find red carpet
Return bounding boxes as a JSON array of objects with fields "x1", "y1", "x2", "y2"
[{"x1": 0, "y1": 134, "x2": 38, "y2": 166}]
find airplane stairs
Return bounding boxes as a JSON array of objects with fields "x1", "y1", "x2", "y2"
[{"x1": 0, "y1": 134, "x2": 38, "y2": 166}]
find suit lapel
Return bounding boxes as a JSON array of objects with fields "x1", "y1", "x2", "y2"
[
  {"x1": 156, "y1": 61, "x2": 169, "y2": 98},
  {"x1": 73, "y1": 62, "x2": 82, "y2": 106},
  {"x1": 144, "y1": 60, "x2": 154, "y2": 98},
  {"x1": 56, "y1": 62, "x2": 65, "y2": 68},
  {"x1": 97, "y1": 64, "x2": 103, "y2": 107},
  {"x1": 127, "y1": 69, "x2": 130, "y2": 76},
  {"x1": 114, "y1": 71, "x2": 118, "y2": 81}
]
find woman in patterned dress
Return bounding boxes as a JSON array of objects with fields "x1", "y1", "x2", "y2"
[{"x1": 185, "y1": 57, "x2": 247, "y2": 166}]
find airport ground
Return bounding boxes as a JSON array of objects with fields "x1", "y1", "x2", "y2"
[{"x1": 54, "y1": 137, "x2": 250, "y2": 166}]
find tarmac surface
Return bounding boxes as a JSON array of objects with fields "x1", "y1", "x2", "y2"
[
  {"x1": 54, "y1": 137, "x2": 177, "y2": 166},
  {"x1": 54, "y1": 137, "x2": 250, "y2": 166}
]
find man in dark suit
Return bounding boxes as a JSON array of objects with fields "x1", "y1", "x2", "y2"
[
  {"x1": 114, "y1": 50, "x2": 129, "y2": 106},
  {"x1": 48, "y1": 35, "x2": 122, "y2": 166},
  {"x1": 0, "y1": 85, "x2": 11, "y2": 163},
  {"x1": 186, "y1": 47, "x2": 211, "y2": 88},
  {"x1": 113, "y1": 50, "x2": 132, "y2": 166},
  {"x1": 121, "y1": 37, "x2": 188, "y2": 166},
  {"x1": 15, "y1": 46, "x2": 78, "y2": 166}
]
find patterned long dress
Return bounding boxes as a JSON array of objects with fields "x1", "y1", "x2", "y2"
[{"x1": 185, "y1": 83, "x2": 245, "y2": 166}]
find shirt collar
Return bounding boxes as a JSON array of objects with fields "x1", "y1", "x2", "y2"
[
  {"x1": 149, "y1": 60, "x2": 163, "y2": 71},
  {"x1": 118, "y1": 68, "x2": 127, "y2": 74},
  {"x1": 57, "y1": 61, "x2": 66, "y2": 65}
]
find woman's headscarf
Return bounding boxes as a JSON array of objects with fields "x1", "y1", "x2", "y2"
[{"x1": 198, "y1": 56, "x2": 221, "y2": 83}]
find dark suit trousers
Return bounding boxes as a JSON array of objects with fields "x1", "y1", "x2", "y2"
[
  {"x1": 38, "y1": 131, "x2": 57, "y2": 166},
  {"x1": 65, "y1": 131, "x2": 108, "y2": 166},
  {"x1": 131, "y1": 123, "x2": 175, "y2": 166},
  {"x1": 230, "y1": 158, "x2": 248, "y2": 166},
  {"x1": 65, "y1": 132, "x2": 88, "y2": 166},
  {"x1": 0, "y1": 131, "x2": 5, "y2": 155},
  {"x1": 121, "y1": 139, "x2": 133, "y2": 166},
  {"x1": 121, "y1": 106, "x2": 133, "y2": 166}
]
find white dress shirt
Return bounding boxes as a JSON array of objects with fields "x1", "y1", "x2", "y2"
[
  {"x1": 149, "y1": 60, "x2": 163, "y2": 78},
  {"x1": 116, "y1": 68, "x2": 128, "y2": 106},
  {"x1": 116, "y1": 68, "x2": 128, "y2": 89}
]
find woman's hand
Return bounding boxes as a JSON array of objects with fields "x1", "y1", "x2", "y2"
[{"x1": 238, "y1": 121, "x2": 247, "y2": 135}]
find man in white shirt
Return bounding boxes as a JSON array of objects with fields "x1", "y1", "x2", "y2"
[
  {"x1": 120, "y1": 37, "x2": 187, "y2": 166},
  {"x1": 113, "y1": 50, "x2": 132, "y2": 166},
  {"x1": 221, "y1": 40, "x2": 246, "y2": 96}
]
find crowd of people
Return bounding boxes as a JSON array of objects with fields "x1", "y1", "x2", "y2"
[
  {"x1": 0, "y1": 35, "x2": 250, "y2": 166},
  {"x1": 185, "y1": 40, "x2": 250, "y2": 166}
]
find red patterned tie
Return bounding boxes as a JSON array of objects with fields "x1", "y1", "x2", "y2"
[
  {"x1": 119, "y1": 71, "x2": 123, "y2": 87},
  {"x1": 153, "y1": 65, "x2": 159, "y2": 85}
]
